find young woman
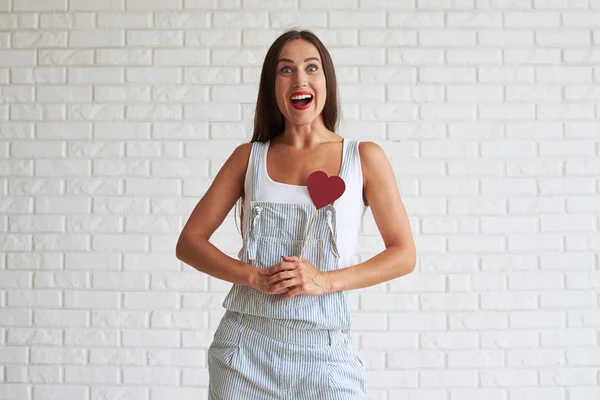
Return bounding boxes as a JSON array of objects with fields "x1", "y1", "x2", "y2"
[{"x1": 176, "y1": 29, "x2": 416, "y2": 399}]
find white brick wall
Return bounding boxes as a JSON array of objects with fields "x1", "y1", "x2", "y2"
[{"x1": 0, "y1": 0, "x2": 599, "y2": 398}]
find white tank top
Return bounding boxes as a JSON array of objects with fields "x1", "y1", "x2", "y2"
[{"x1": 237, "y1": 138, "x2": 368, "y2": 269}]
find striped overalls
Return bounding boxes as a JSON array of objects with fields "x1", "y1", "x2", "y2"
[{"x1": 208, "y1": 139, "x2": 367, "y2": 399}]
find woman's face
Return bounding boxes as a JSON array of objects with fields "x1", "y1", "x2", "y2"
[{"x1": 274, "y1": 39, "x2": 327, "y2": 127}]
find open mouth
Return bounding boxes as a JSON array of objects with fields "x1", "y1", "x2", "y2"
[{"x1": 289, "y1": 93, "x2": 313, "y2": 110}]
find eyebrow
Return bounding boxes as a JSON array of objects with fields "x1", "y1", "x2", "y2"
[{"x1": 277, "y1": 57, "x2": 321, "y2": 64}]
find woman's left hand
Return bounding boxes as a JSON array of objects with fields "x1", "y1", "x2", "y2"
[{"x1": 267, "y1": 255, "x2": 331, "y2": 299}]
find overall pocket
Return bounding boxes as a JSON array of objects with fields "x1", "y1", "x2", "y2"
[
  {"x1": 254, "y1": 237, "x2": 324, "y2": 310},
  {"x1": 207, "y1": 315, "x2": 244, "y2": 370}
]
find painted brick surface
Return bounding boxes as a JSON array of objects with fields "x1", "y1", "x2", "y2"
[{"x1": 0, "y1": 0, "x2": 599, "y2": 399}]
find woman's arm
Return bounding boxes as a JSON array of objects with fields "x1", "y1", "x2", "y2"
[
  {"x1": 175, "y1": 143, "x2": 258, "y2": 287},
  {"x1": 326, "y1": 141, "x2": 416, "y2": 292}
]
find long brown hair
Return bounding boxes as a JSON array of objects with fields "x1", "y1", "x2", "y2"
[{"x1": 234, "y1": 29, "x2": 342, "y2": 236}]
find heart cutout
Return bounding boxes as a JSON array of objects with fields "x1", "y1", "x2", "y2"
[{"x1": 306, "y1": 171, "x2": 346, "y2": 209}]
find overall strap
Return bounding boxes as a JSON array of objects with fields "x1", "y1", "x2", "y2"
[
  {"x1": 327, "y1": 138, "x2": 357, "y2": 259},
  {"x1": 332, "y1": 138, "x2": 357, "y2": 208},
  {"x1": 339, "y1": 138, "x2": 358, "y2": 182},
  {"x1": 250, "y1": 140, "x2": 267, "y2": 202},
  {"x1": 244, "y1": 140, "x2": 267, "y2": 261}
]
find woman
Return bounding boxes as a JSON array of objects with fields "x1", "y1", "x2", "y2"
[{"x1": 176, "y1": 29, "x2": 416, "y2": 399}]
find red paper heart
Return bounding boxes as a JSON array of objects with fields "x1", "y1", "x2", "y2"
[{"x1": 306, "y1": 171, "x2": 345, "y2": 209}]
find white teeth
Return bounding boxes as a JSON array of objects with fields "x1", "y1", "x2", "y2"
[{"x1": 290, "y1": 94, "x2": 313, "y2": 101}]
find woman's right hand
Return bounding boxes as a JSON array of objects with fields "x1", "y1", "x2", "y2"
[{"x1": 247, "y1": 262, "x2": 295, "y2": 295}]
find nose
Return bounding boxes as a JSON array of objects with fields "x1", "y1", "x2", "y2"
[{"x1": 293, "y1": 69, "x2": 308, "y2": 88}]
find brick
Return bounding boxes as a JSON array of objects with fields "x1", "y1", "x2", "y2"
[
  {"x1": 126, "y1": 0, "x2": 183, "y2": 9},
  {"x1": 69, "y1": 31, "x2": 124, "y2": 47},
  {"x1": 505, "y1": 12, "x2": 560, "y2": 27},
  {"x1": 13, "y1": 32, "x2": 67, "y2": 48},
  {"x1": 65, "y1": 366, "x2": 119, "y2": 384},
  {"x1": 420, "y1": 67, "x2": 475, "y2": 83},
  {"x1": 8, "y1": 290, "x2": 61, "y2": 308},
  {"x1": 125, "y1": 68, "x2": 180, "y2": 84},
  {"x1": 123, "y1": 292, "x2": 178, "y2": 310},
  {"x1": 153, "y1": 49, "x2": 209, "y2": 66},
  {"x1": 302, "y1": 30, "x2": 357, "y2": 46},
  {"x1": 9, "y1": 215, "x2": 63, "y2": 232},
  {"x1": 447, "y1": 11, "x2": 502, "y2": 27},
  {"x1": 366, "y1": 370, "x2": 419, "y2": 388},
  {"x1": 564, "y1": 84, "x2": 600, "y2": 100},
  {"x1": 213, "y1": 11, "x2": 268, "y2": 28},
  {"x1": 127, "y1": 30, "x2": 183, "y2": 46},
  {"x1": 540, "y1": 291, "x2": 596, "y2": 308},
  {"x1": 420, "y1": 30, "x2": 476, "y2": 47},
  {"x1": 33, "y1": 272, "x2": 89, "y2": 289},
  {"x1": 389, "y1": 49, "x2": 444, "y2": 66},
  {"x1": 537, "y1": 31, "x2": 590, "y2": 46},
  {"x1": 15, "y1": 0, "x2": 67, "y2": 11},
  {"x1": 0, "y1": 50, "x2": 36, "y2": 67},
  {"x1": 122, "y1": 329, "x2": 179, "y2": 347},
  {"x1": 97, "y1": 12, "x2": 152, "y2": 28},
  {"x1": 538, "y1": 66, "x2": 592, "y2": 82},
  {"x1": 37, "y1": 86, "x2": 92, "y2": 102},
  {"x1": 0, "y1": 310, "x2": 31, "y2": 326},
  {"x1": 480, "y1": 369, "x2": 537, "y2": 387},
  {"x1": 424, "y1": 102, "x2": 477, "y2": 120},
  {"x1": 186, "y1": 30, "x2": 240, "y2": 47},
  {"x1": 330, "y1": 11, "x2": 386, "y2": 27},
  {"x1": 479, "y1": 31, "x2": 533, "y2": 46},
  {"x1": 92, "y1": 234, "x2": 147, "y2": 251},
  {"x1": 389, "y1": 12, "x2": 444, "y2": 27},
  {"x1": 479, "y1": 66, "x2": 535, "y2": 83},
  {"x1": 388, "y1": 350, "x2": 444, "y2": 368},
  {"x1": 540, "y1": 368, "x2": 598, "y2": 385},
  {"x1": 542, "y1": 214, "x2": 596, "y2": 232},
  {"x1": 32, "y1": 386, "x2": 88, "y2": 400},
  {"x1": 447, "y1": 85, "x2": 502, "y2": 100},
  {"x1": 6, "y1": 366, "x2": 61, "y2": 383},
  {"x1": 448, "y1": 235, "x2": 504, "y2": 253},
  {"x1": 91, "y1": 310, "x2": 146, "y2": 328},
  {"x1": 270, "y1": 12, "x2": 327, "y2": 28},
  {"x1": 150, "y1": 310, "x2": 208, "y2": 329},
  {"x1": 506, "y1": 158, "x2": 563, "y2": 178},
  {"x1": 11, "y1": 104, "x2": 66, "y2": 120},
  {"x1": 534, "y1": 0, "x2": 587, "y2": 7},
  {"x1": 89, "y1": 349, "x2": 145, "y2": 367},
  {"x1": 541, "y1": 329, "x2": 597, "y2": 347},
  {"x1": 301, "y1": 0, "x2": 356, "y2": 7},
  {"x1": 40, "y1": 13, "x2": 95, "y2": 28},
  {"x1": 361, "y1": 103, "x2": 417, "y2": 120},
  {"x1": 448, "y1": 350, "x2": 504, "y2": 368},
  {"x1": 420, "y1": 371, "x2": 478, "y2": 388},
  {"x1": 508, "y1": 273, "x2": 563, "y2": 290},
  {"x1": 449, "y1": 312, "x2": 508, "y2": 330}
]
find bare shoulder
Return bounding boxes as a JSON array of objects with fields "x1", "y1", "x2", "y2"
[
  {"x1": 358, "y1": 141, "x2": 391, "y2": 184},
  {"x1": 229, "y1": 142, "x2": 253, "y2": 195},
  {"x1": 231, "y1": 142, "x2": 253, "y2": 168},
  {"x1": 358, "y1": 141, "x2": 386, "y2": 160},
  {"x1": 223, "y1": 141, "x2": 253, "y2": 183}
]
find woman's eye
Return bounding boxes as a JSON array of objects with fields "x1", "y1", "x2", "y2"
[{"x1": 280, "y1": 65, "x2": 318, "y2": 74}]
